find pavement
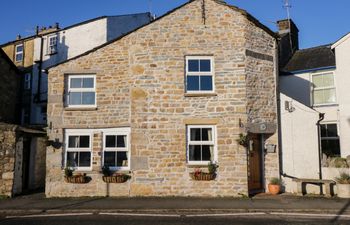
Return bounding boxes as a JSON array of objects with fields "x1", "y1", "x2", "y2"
[{"x1": 0, "y1": 193, "x2": 350, "y2": 217}]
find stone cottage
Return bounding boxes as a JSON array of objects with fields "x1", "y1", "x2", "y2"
[{"x1": 46, "y1": 0, "x2": 279, "y2": 197}]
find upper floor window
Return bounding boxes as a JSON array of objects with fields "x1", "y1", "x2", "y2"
[
  {"x1": 187, "y1": 125, "x2": 217, "y2": 165},
  {"x1": 65, "y1": 130, "x2": 92, "y2": 171},
  {"x1": 103, "y1": 128, "x2": 130, "y2": 170},
  {"x1": 186, "y1": 56, "x2": 214, "y2": 93},
  {"x1": 15, "y1": 44, "x2": 23, "y2": 62},
  {"x1": 24, "y1": 73, "x2": 31, "y2": 90},
  {"x1": 48, "y1": 35, "x2": 58, "y2": 54},
  {"x1": 67, "y1": 75, "x2": 96, "y2": 107},
  {"x1": 320, "y1": 123, "x2": 340, "y2": 157},
  {"x1": 311, "y1": 72, "x2": 336, "y2": 106}
]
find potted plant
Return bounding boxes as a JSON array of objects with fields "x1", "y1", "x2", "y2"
[
  {"x1": 236, "y1": 133, "x2": 248, "y2": 147},
  {"x1": 336, "y1": 173, "x2": 350, "y2": 198},
  {"x1": 102, "y1": 166, "x2": 131, "y2": 183},
  {"x1": 64, "y1": 167, "x2": 89, "y2": 184},
  {"x1": 190, "y1": 162, "x2": 218, "y2": 181},
  {"x1": 268, "y1": 177, "x2": 282, "y2": 195}
]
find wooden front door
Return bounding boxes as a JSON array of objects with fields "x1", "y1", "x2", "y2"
[{"x1": 248, "y1": 134, "x2": 263, "y2": 192}]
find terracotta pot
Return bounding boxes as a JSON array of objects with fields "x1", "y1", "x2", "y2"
[
  {"x1": 337, "y1": 184, "x2": 350, "y2": 198},
  {"x1": 190, "y1": 172, "x2": 216, "y2": 181},
  {"x1": 268, "y1": 184, "x2": 280, "y2": 195},
  {"x1": 102, "y1": 176, "x2": 129, "y2": 183}
]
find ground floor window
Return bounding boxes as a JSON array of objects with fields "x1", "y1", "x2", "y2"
[
  {"x1": 187, "y1": 125, "x2": 217, "y2": 165},
  {"x1": 65, "y1": 130, "x2": 92, "y2": 170},
  {"x1": 103, "y1": 128, "x2": 130, "y2": 170},
  {"x1": 320, "y1": 123, "x2": 340, "y2": 157}
]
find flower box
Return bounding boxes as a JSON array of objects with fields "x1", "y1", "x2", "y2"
[
  {"x1": 64, "y1": 175, "x2": 89, "y2": 184},
  {"x1": 190, "y1": 172, "x2": 216, "y2": 181},
  {"x1": 102, "y1": 175, "x2": 130, "y2": 183}
]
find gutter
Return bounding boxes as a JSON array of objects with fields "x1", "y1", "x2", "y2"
[
  {"x1": 316, "y1": 113, "x2": 325, "y2": 194},
  {"x1": 34, "y1": 36, "x2": 44, "y2": 103}
]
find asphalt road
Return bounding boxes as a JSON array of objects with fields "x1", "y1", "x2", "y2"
[{"x1": 0, "y1": 215, "x2": 350, "y2": 225}]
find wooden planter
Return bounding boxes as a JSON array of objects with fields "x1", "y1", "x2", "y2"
[
  {"x1": 190, "y1": 172, "x2": 216, "y2": 181},
  {"x1": 102, "y1": 175, "x2": 129, "y2": 183},
  {"x1": 65, "y1": 175, "x2": 89, "y2": 184}
]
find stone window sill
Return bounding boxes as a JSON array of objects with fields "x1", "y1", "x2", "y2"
[
  {"x1": 64, "y1": 107, "x2": 98, "y2": 111},
  {"x1": 186, "y1": 164, "x2": 209, "y2": 168},
  {"x1": 184, "y1": 93, "x2": 217, "y2": 97}
]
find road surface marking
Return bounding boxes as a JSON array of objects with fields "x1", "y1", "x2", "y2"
[
  {"x1": 6, "y1": 213, "x2": 93, "y2": 219},
  {"x1": 186, "y1": 212, "x2": 266, "y2": 217},
  {"x1": 270, "y1": 212, "x2": 350, "y2": 219},
  {"x1": 99, "y1": 212, "x2": 181, "y2": 217}
]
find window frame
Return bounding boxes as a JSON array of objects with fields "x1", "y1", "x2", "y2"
[
  {"x1": 24, "y1": 73, "x2": 31, "y2": 90},
  {"x1": 67, "y1": 74, "x2": 96, "y2": 108},
  {"x1": 320, "y1": 122, "x2": 341, "y2": 157},
  {"x1": 185, "y1": 56, "x2": 215, "y2": 94},
  {"x1": 186, "y1": 125, "x2": 217, "y2": 165},
  {"x1": 311, "y1": 71, "x2": 336, "y2": 106},
  {"x1": 47, "y1": 35, "x2": 58, "y2": 55},
  {"x1": 15, "y1": 44, "x2": 24, "y2": 62},
  {"x1": 102, "y1": 127, "x2": 131, "y2": 171},
  {"x1": 65, "y1": 129, "x2": 93, "y2": 171}
]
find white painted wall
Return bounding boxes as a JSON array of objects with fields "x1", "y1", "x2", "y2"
[
  {"x1": 333, "y1": 38, "x2": 350, "y2": 157},
  {"x1": 280, "y1": 93, "x2": 321, "y2": 193}
]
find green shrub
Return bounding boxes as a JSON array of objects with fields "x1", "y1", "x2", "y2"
[
  {"x1": 102, "y1": 166, "x2": 112, "y2": 176},
  {"x1": 269, "y1": 177, "x2": 282, "y2": 185},
  {"x1": 208, "y1": 162, "x2": 219, "y2": 174},
  {"x1": 64, "y1": 167, "x2": 74, "y2": 177}
]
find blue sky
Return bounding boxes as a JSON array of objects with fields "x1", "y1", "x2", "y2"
[{"x1": 1, "y1": 0, "x2": 349, "y2": 49}]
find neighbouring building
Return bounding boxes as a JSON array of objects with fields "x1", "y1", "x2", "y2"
[
  {"x1": 0, "y1": 48, "x2": 46, "y2": 197},
  {"x1": 278, "y1": 19, "x2": 350, "y2": 194},
  {"x1": 1, "y1": 12, "x2": 153, "y2": 126},
  {"x1": 46, "y1": 0, "x2": 279, "y2": 197}
]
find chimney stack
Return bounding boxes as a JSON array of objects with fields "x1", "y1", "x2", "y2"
[
  {"x1": 16, "y1": 34, "x2": 21, "y2": 40},
  {"x1": 277, "y1": 19, "x2": 299, "y2": 69}
]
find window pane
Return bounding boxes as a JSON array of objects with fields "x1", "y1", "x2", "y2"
[
  {"x1": 187, "y1": 76, "x2": 200, "y2": 91},
  {"x1": 200, "y1": 76, "x2": 213, "y2": 91},
  {"x1": 70, "y1": 78, "x2": 82, "y2": 88},
  {"x1": 82, "y1": 78, "x2": 94, "y2": 88},
  {"x1": 106, "y1": 135, "x2": 116, "y2": 148},
  {"x1": 117, "y1": 135, "x2": 126, "y2": 147},
  {"x1": 200, "y1": 60, "x2": 211, "y2": 72},
  {"x1": 313, "y1": 90, "x2": 324, "y2": 105},
  {"x1": 79, "y1": 136, "x2": 90, "y2": 148},
  {"x1": 190, "y1": 128, "x2": 201, "y2": 141},
  {"x1": 321, "y1": 125, "x2": 327, "y2": 137},
  {"x1": 16, "y1": 45, "x2": 23, "y2": 52},
  {"x1": 323, "y1": 89, "x2": 336, "y2": 103},
  {"x1": 313, "y1": 75, "x2": 323, "y2": 88},
  {"x1": 201, "y1": 128, "x2": 213, "y2": 141},
  {"x1": 322, "y1": 73, "x2": 334, "y2": 87},
  {"x1": 82, "y1": 92, "x2": 95, "y2": 105},
  {"x1": 67, "y1": 152, "x2": 78, "y2": 167},
  {"x1": 322, "y1": 139, "x2": 340, "y2": 157},
  {"x1": 117, "y1": 152, "x2": 128, "y2": 167},
  {"x1": 69, "y1": 92, "x2": 81, "y2": 105},
  {"x1": 189, "y1": 145, "x2": 201, "y2": 161},
  {"x1": 16, "y1": 53, "x2": 23, "y2": 62},
  {"x1": 201, "y1": 145, "x2": 213, "y2": 161},
  {"x1": 104, "y1": 152, "x2": 116, "y2": 167},
  {"x1": 321, "y1": 124, "x2": 338, "y2": 138},
  {"x1": 79, "y1": 152, "x2": 91, "y2": 167},
  {"x1": 188, "y1": 60, "x2": 199, "y2": 72},
  {"x1": 68, "y1": 136, "x2": 79, "y2": 148}
]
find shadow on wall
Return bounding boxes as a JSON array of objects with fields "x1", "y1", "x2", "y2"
[{"x1": 280, "y1": 74, "x2": 312, "y2": 107}]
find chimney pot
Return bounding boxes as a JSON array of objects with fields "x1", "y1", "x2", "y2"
[{"x1": 16, "y1": 34, "x2": 21, "y2": 40}]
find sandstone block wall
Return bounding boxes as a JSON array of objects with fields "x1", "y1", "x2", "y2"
[{"x1": 47, "y1": 0, "x2": 278, "y2": 197}]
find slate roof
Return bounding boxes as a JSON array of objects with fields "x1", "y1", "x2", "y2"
[{"x1": 282, "y1": 44, "x2": 335, "y2": 74}]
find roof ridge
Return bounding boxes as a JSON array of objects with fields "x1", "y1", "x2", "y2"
[{"x1": 297, "y1": 44, "x2": 333, "y2": 52}]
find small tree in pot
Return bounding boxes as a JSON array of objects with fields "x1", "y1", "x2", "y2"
[
  {"x1": 336, "y1": 173, "x2": 350, "y2": 198},
  {"x1": 268, "y1": 177, "x2": 282, "y2": 195}
]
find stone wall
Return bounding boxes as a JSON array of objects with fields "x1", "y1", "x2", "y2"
[
  {"x1": 46, "y1": 0, "x2": 278, "y2": 197},
  {"x1": 0, "y1": 124, "x2": 18, "y2": 197}
]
